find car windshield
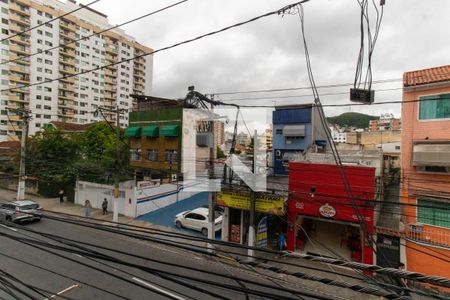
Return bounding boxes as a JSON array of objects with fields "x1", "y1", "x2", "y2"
[
  {"x1": 214, "y1": 211, "x2": 222, "y2": 219},
  {"x1": 20, "y1": 204, "x2": 39, "y2": 210}
]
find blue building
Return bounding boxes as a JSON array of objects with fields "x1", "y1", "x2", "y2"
[{"x1": 272, "y1": 105, "x2": 327, "y2": 175}]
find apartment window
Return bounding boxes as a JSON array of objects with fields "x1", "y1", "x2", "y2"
[
  {"x1": 45, "y1": 41, "x2": 53, "y2": 47},
  {"x1": 1, "y1": 28, "x2": 8, "y2": 35},
  {"x1": 37, "y1": 10, "x2": 42, "y2": 16},
  {"x1": 36, "y1": 95, "x2": 42, "y2": 100},
  {"x1": 1, "y1": 18, "x2": 8, "y2": 25},
  {"x1": 1, "y1": 49, "x2": 8, "y2": 55},
  {"x1": 45, "y1": 12, "x2": 52, "y2": 18},
  {"x1": 44, "y1": 115, "x2": 51, "y2": 119},
  {"x1": 36, "y1": 104, "x2": 41, "y2": 109},
  {"x1": 44, "y1": 96, "x2": 51, "y2": 101},
  {"x1": 37, "y1": 58, "x2": 43, "y2": 63},
  {"x1": 44, "y1": 105, "x2": 51, "y2": 110},
  {"x1": 45, "y1": 32, "x2": 53, "y2": 38},
  {"x1": 418, "y1": 199, "x2": 450, "y2": 229},
  {"x1": 44, "y1": 69, "x2": 52, "y2": 74},
  {"x1": 45, "y1": 23, "x2": 52, "y2": 28},
  {"x1": 419, "y1": 93, "x2": 450, "y2": 120},
  {"x1": 130, "y1": 149, "x2": 141, "y2": 161},
  {"x1": 37, "y1": 29, "x2": 43, "y2": 35},
  {"x1": 45, "y1": 59, "x2": 52, "y2": 65},
  {"x1": 165, "y1": 150, "x2": 178, "y2": 163},
  {"x1": 35, "y1": 123, "x2": 41, "y2": 127},
  {"x1": 1, "y1": 8, "x2": 8, "y2": 13},
  {"x1": 147, "y1": 149, "x2": 158, "y2": 161},
  {"x1": 44, "y1": 87, "x2": 52, "y2": 92}
]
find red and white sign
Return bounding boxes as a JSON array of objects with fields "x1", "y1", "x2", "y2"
[
  {"x1": 137, "y1": 180, "x2": 160, "y2": 189},
  {"x1": 319, "y1": 203, "x2": 336, "y2": 218}
]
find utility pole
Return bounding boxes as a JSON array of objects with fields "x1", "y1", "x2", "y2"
[
  {"x1": 248, "y1": 129, "x2": 257, "y2": 259},
  {"x1": 14, "y1": 109, "x2": 30, "y2": 201},
  {"x1": 113, "y1": 106, "x2": 121, "y2": 223},
  {"x1": 207, "y1": 101, "x2": 216, "y2": 252}
]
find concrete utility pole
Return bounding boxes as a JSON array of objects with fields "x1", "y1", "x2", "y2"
[
  {"x1": 16, "y1": 110, "x2": 30, "y2": 201},
  {"x1": 113, "y1": 106, "x2": 121, "y2": 223},
  {"x1": 248, "y1": 129, "x2": 257, "y2": 259},
  {"x1": 207, "y1": 107, "x2": 216, "y2": 252}
]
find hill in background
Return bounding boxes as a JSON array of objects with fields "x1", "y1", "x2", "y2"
[{"x1": 326, "y1": 112, "x2": 379, "y2": 129}]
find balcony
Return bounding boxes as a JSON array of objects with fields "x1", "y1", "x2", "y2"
[
  {"x1": 104, "y1": 77, "x2": 117, "y2": 85},
  {"x1": 58, "y1": 109, "x2": 75, "y2": 116},
  {"x1": 406, "y1": 224, "x2": 450, "y2": 248},
  {"x1": 58, "y1": 93, "x2": 74, "y2": 101},
  {"x1": 59, "y1": 30, "x2": 76, "y2": 41},
  {"x1": 9, "y1": 44, "x2": 29, "y2": 56},
  {"x1": 104, "y1": 69, "x2": 117, "y2": 77},
  {"x1": 9, "y1": 74, "x2": 29, "y2": 84},
  {"x1": 8, "y1": 85, "x2": 29, "y2": 94},
  {"x1": 6, "y1": 115, "x2": 21, "y2": 121},
  {"x1": 58, "y1": 100, "x2": 74, "y2": 109},
  {"x1": 59, "y1": 48, "x2": 75, "y2": 58},
  {"x1": 9, "y1": 64, "x2": 29, "y2": 74},
  {"x1": 59, "y1": 84, "x2": 74, "y2": 92},
  {"x1": 59, "y1": 66, "x2": 76, "y2": 75},
  {"x1": 8, "y1": 23, "x2": 29, "y2": 35},
  {"x1": 59, "y1": 76, "x2": 75, "y2": 84},
  {"x1": 9, "y1": 13, "x2": 30, "y2": 26},
  {"x1": 104, "y1": 84, "x2": 115, "y2": 92},
  {"x1": 8, "y1": 2, "x2": 30, "y2": 17},
  {"x1": 60, "y1": 58, "x2": 76, "y2": 67},
  {"x1": 10, "y1": 35, "x2": 30, "y2": 46},
  {"x1": 105, "y1": 45, "x2": 118, "y2": 54},
  {"x1": 61, "y1": 40, "x2": 76, "y2": 50},
  {"x1": 59, "y1": 20, "x2": 76, "y2": 32}
]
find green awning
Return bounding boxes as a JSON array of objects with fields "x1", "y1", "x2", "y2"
[
  {"x1": 142, "y1": 125, "x2": 159, "y2": 137},
  {"x1": 124, "y1": 126, "x2": 141, "y2": 138},
  {"x1": 160, "y1": 125, "x2": 180, "y2": 137}
]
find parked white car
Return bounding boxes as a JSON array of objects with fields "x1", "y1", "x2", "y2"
[
  {"x1": 0, "y1": 200, "x2": 42, "y2": 223},
  {"x1": 174, "y1": 207, "x2": 222, "y2": 236}
]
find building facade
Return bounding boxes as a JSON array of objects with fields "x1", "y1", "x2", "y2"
[
  {"x1": 369, "y1": 113, "x2": 401, "y2": 132},
  {"x1": 0, "y1": 0, "x2": 153, "y2": 141},
  {"x1": 401, "y1": 65, "x2": 450, "y2": 280},
  {"x1": 272, "y1": 105, "x2": 327, "y2": 175},
  {"x1": 287, "y1": 162, "x2": 376, "y2": 265}
]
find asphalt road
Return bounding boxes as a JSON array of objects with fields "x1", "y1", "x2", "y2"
[{"x1": 0, "y1": 214, "x2": 344, "y2": 300}]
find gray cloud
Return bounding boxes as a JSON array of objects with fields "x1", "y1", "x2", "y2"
[{"x1": 86, "y1": 0, "x2": 450, "y2": 118}]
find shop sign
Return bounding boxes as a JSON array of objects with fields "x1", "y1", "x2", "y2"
[
  {"x1": 137, "y1": 180, "x2": 160, "y2": 189},
  {"x1": 256, "y1": 217, "x2": 268, "y2": 248},
  {"x1": 319, "y1": 203, "x2": 336, "y2": 218},
  {"x1": 230, "y1": 224, "x2": 241, "y2": 243},
  {"x1": 217, "y1": 192, "x2": 285, "y2": 215}
]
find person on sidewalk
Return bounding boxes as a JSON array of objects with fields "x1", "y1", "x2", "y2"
[
  {"x1": 84, "y1": 200, "x2": 92, "y2": 217},
  {"x1": 277, "y1": 232, "x2": 287, "y2": 256},
  {"x1": 58, "y1": 189, "x2": 64, "y2": 203},
  {"x1": 102, "y1": 198, "x2": 108, "y2": 215}
]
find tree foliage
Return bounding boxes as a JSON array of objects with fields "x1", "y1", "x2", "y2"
[
  {"x1": 326, "y1": 112, "x2": 379, "y2": 129},
  {"x1": 26, "y1": 122, "x2": 131, "y2": 184}
]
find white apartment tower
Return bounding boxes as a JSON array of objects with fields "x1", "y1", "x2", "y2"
[{"x1": 0, "y1": 0, "x2": 153, "y2": 141}]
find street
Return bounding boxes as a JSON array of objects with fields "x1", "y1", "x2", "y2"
[{"x1": 0, "y1": 214, "x2": 380, "y2": 300}]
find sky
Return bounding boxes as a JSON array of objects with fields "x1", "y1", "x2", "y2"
[{"x1": 82, "y1": 0, "x2": 450, "y2": 121}]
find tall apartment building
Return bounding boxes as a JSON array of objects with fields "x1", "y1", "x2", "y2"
[{"x1": 0, "y1": 0, "x2": 153, "y2": 141}]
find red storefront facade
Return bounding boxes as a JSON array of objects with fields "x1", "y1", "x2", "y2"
[{"x1": 287, "y1": 162, "x2": 376, "y2": 265}]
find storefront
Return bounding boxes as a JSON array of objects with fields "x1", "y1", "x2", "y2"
[
  {"x1": 287, "y1": 162, "x2": 376, "y2": 265},
  {"x1": 288, "y1": 199, "x2": 374, "y2": 264},
  {"x1": 218, "y1": 191, "x2": 286, "y2": 250}
]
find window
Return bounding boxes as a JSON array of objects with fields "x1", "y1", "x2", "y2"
[
  {"x1": 1, "y1": 18, "x2": 8, "y2": 25},
  {"x1": 165, "y1": 150, "x2": 178, "y2": 163},
  {"x1": 418, "y1": 199, "x2": 450, "y2": 228},
  {"x1": 185, "y1": 213, "x2": 206, "y2": 221},
  {"x1": 419, "y1": 93, "x2": 450, "y2": 120},
  {"x1": 1, "y1": 28, "x2": 8, "y2": 35},
  {"x1": 147, "y1": 149, "x2": 158, "y2": 161},
  {"x1": 130, "y1": 149, "x2": 141, "y2": 160}
]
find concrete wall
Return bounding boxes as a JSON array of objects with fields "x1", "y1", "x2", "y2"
[{"x1": 347, "y1": 131, "x2": 401, "y2": 149}]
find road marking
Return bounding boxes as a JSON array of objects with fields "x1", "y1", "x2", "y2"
[
  {"x1": 72, "y1": 253, "x2": 83, "y2": 258},
  {"x1": 43, "y1": 284, "x2": 80, "y2": 300},
  {"x1": 132, "y1": 277, "x2": 186, "y2": 300},
  {"x1": 0, "y1": 224, "x2": 18, "y2": 232}
]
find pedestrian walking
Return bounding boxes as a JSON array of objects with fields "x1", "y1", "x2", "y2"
[
  {"x1": 277, "y1": 232, "x2": 287, "y2": 254},
  {"x1": 102, "y1": 198, "x2": 108, "y2": 215},
  {"x1": 58, "y1": 189, "x2": 64, "y2": 203},
  {"x1": 84, "y1": 200, "x2": 92, "y2": 217}
]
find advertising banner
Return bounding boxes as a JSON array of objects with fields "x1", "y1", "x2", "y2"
[
  {"x1": 217, "y1": 192, "x2": 285, "y2": 215},
  {"x1": 257, "y1": 217, "x2": 268, "y2": 248}
]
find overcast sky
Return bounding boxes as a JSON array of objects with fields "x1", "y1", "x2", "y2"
[{"x1": 84, "y1": 0, "x2": 450, "y2": 119}]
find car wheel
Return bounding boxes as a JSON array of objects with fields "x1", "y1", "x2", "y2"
[
  {"x1": 175, "y1": 221, "x2": 183, "y2": 229},
  {"x1": 5, "y1": 216, "x2": 12, "y2": 223},
  {"x1": 201, "y1": 228, "x2": 208, "y2": 237}
]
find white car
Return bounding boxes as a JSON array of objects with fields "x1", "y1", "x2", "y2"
[{"x1": 175, "y1": 207, "x2": 222, "y2": 236}]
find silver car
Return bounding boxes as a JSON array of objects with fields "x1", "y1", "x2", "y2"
[{"x1": 0, "y1": 200, "x2": 42, "y2": 223}]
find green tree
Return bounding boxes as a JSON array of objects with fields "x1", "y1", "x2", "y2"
[{"x1": 217, "y1": 147, "x2": 226, "y2": 159}]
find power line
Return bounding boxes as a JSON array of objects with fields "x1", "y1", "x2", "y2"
[
  {"x1": 1, "y1": 0, "x2": 189, "y2": 66},
  {"x1": 0, "y1": 0, "x2": 100, "y2": 43},
  {"x1": 1, "y1": 0, "x2": 312, "y2": 94}
]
